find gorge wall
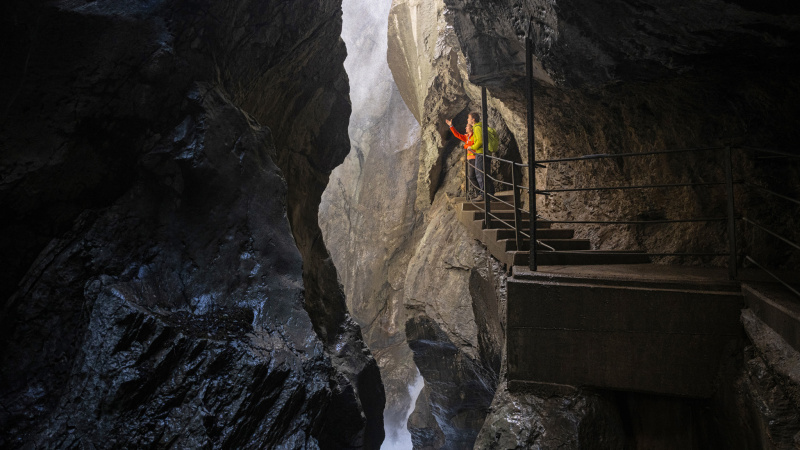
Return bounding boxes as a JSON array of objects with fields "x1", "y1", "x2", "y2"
[
  {"x1": 324, "y1": 0, "x2": 800, "y2": 448},
  {"x1": 0, "y1": 0, "x2": 383, "y2": 448},
  {"x1": 320, "y1": 0, "x2": 422, "y2": 443}
]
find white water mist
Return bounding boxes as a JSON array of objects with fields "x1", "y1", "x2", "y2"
[{"x1": 383, "y1": 370, "x2": 425, "y2": 449}]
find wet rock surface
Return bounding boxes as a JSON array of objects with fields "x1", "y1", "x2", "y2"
[
  {"x1": 475, "y1": 383, "x2": 627, "y2": 449},
  {"x1": 326, "y1": 0, "x2": 800, "y2": 448},
  {"x1": 320, "y1": 0, "x2": 421, "y2": 436},
  {"x1": 324, "y1": 1, "x2": 516, "y2": 443},
  {"x1": 403, "y1": 193, "x2": 505, "y2": 448},
  {"x1": 1, "y1": 0, "x2": 382, "y2": 447}
]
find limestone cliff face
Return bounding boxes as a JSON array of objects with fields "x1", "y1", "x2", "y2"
[
  {"x1": 322, "y1": 0, "x2": 511, "y2": 445},
  {"x1": 375, "y1": 0, "x2": 800, "y2": 448},
  {"x1": 320, "y1": 0, "x2": 422, "y2": 435},
  {"x1": 0, "y1": 0, "x2": 382, "y2": 447}
]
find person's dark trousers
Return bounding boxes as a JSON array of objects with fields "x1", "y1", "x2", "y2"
[
  {"x1": 475, "y1": 154, "x2": 494, "y2": 196},
  {"x1": 467, "y1": 158, "x2": 480, "y2": 196}
]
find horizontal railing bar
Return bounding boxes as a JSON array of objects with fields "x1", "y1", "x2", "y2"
[
  {"x1": 541, "y1": 218, "x2": 727, "y2": 225},
  {"x1": 742, "y1": 217, "x2": 800, "y2": 252},
  {"x1": 533, "y1": 250, "x2": 729, "y2": 256},
  {"x1": 507, "y1": 230, "x2": 556, "y2": 241},
  {"x1": 742, "y1": 147, "x2": 800, "y2": 159},
  {"x1": 518, "y1": 209, "x2": 553, "y2": 222},
  {"x1": 487, "y1": 214, "x2": 515, "y2": 230},
  {"x1": 745, "y1": 183, "x2": 800, "y2": 207},
  {"x1": 538, "y1": 181, "x2": 731, "y2": 194},
  {"x1": 745, "y1": 256, "x2": 800, "y2": 299},
  {"x1": 642, "y1": 252, "x2": 730, "y2": 256},
  {"x1": 515, "y1": 163, "x2": 547, "y2": 169},
  {"x1": 536, "y1": 240, "x2": 556, "y2": 251},
  {"x1": 484, "y1": 154, "x2": 518, "y2": 165},
  {"x1": 493, "y1": 178, "x2": 516, "y2": 188},
  {"x1": 477, "y1": 169, "x2": 513, "y2": 188},
  {"x1": 536, "y1": 146, "x2": 725, "y2": 165}
]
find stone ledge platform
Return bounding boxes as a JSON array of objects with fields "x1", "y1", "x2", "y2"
[{"x1": 507, "y1": 264, "x2": 749, "y2": 398}]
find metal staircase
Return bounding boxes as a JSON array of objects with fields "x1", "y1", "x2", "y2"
[{"x1": 455, "y1": 191, "x2": 650, "y2": 268}]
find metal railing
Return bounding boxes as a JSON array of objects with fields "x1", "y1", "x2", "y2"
[
  {"x1": 464, "y1": 138, "x2": 799, "y2": 296},
  {"x1": 739, "y1": 147, "x2": 800, "y2": 297},
  {"x1": 464, "y1": 143, "x2": 742, "y2": 269},
  {"x1": 460, "y1": 23, "x2": 799, "y2": 297}
]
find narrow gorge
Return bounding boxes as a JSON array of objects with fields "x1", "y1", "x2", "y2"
[
  {"x1": 2, "y1": 0, "x2": 800, "y2": 449},
  {"x1": 325, "y1": 0, "x2": 800, "y2": 448}
]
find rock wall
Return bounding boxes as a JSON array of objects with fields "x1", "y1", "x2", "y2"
[
  {"x1": 320, "y1": 0, "x2": 422, "y2": 437},
  {"x1": 321, "y1": 0, "x2": 517, "y2": 446},
  {"x1": 443, "y1": 0, "x2": 800, "y2": 265},
  {"x1": 0, "y1": 0, "x2": 383, "y2": 447},
  {"x1": 320, "y1": 0, "x2": 800, "y2": 448}
]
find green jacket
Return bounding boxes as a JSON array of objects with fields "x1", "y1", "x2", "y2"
[{"x1": 470, "y1": 122, "x2": 485, "y2": 154}]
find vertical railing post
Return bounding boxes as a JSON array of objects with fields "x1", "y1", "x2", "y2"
[
  {"x1": 725, "y1": 145, "x2": 737, "y2": 280},
  {"x1": 465, "y1": 146, "x2": 470, "y2": 200},
  {"x1": 526, "y1": 21, "x2": 537, "y2": 271},
  {"x1": 512, "y1": 167, "x2": 522, "y2": 251},
  {"x1": 481, "y1": 86, "x2": 491, "y2": 229}
]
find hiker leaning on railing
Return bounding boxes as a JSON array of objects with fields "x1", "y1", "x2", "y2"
[
  {"x1": 446, "y1": 118, "x2": 481, "y2": 200},
  {"x1": 467, "y1": 111, "x2": 497, "y2": 200}
]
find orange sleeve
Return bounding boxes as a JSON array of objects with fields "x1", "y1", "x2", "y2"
[{"x1": 450, "y1": 126, "x2": 468, "y2": 143}]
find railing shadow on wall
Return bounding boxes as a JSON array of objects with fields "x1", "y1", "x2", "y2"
[{"x1": 464, "y1": 142, "x2": 800, "y2": 298}]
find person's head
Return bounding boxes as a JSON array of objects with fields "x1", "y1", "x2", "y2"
[
  {"x1": 467, "y1": 112, "x2": 480, "y2": 125},
  {"x1": 466, "y1": 124, "x2": 473, "y2": 134}
]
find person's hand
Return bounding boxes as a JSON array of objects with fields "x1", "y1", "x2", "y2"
[{"x1": 445, "y1": 119, "x2": 452, "y2": 127}]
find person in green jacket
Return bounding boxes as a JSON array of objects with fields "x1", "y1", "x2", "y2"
[{"x1": 467, "y1": 111, "x2": 495, "y2": 199}]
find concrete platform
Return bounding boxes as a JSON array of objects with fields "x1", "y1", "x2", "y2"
[
  {"x1": 513, "y1": 264, "x2": 742, "y2": 292},
  {"x1": 507, "y1": 264, "x2": 745, "y2": 398}
]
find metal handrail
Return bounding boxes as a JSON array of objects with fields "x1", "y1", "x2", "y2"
[
  {"x1": 745, "y1": 182, "x2": 800, "y2": 207},
  {"x1": 465, "y1": 141, "x2": 744, "y2": 277},
  {"x1": 742, "y1": 217, "x2": 800, "y2": 252},
  {"x1": 536, "y1": 146, "x2": 725, "y2": 164},
  {"x1": 538, "y1": 181, "x2": 736, "y2": 194},
  {"x1": 540, "y1": 218, "x2": 728, "y2": 225},
  {"x1": 483, "y1": 153, "x2": 518, "y2": 165},
  {"x1": 738, "y1": 147, "x2": 800, "y2": 298},
  {"x1": 460, "y1": 46, "x2": 797, "y2": 293},
  {"x1": 745, "y1": 257, "x2": 800, "y2": 298},
  {"x1": 742, "y1": 147, "x2": 800, "y2": 159}
]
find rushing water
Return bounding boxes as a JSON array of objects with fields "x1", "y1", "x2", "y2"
[{"x1": 382, "y1": 370, "x2": 425, "y2": 449}]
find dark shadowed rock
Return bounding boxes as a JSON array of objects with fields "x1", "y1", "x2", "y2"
[
  {"x1": 475, "y1": 382, "x2": 627, "y2": 449},
  {"x1": 0, "y1": 0, "x2": 383, "y2": 447}
]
